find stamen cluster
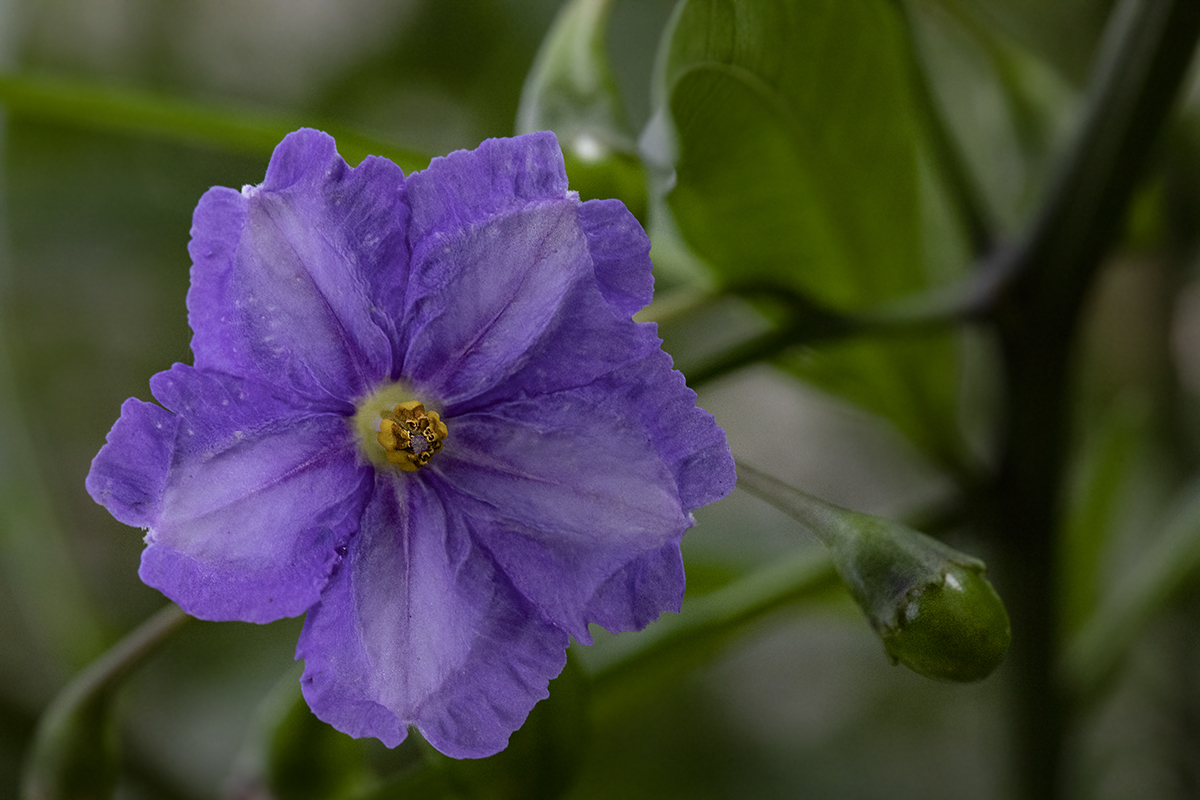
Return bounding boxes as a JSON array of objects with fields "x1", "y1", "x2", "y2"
[{"x1": 376, "y1": 401, "x2": 447, "y2": 471}]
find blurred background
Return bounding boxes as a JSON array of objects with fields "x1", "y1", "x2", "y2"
[{"x1": 3, "y1": 0, "x2": 1200, "y2": 798}]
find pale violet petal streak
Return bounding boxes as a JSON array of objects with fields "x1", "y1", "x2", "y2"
[
  {"x1": 398, "y1": 132, "x2": 583, "y2": 403},
  {"x1": 298, "y1": 474, "x2": 568, "y2": 757},
  {"x1": 575, "y1": 347, "x2": 736, "y2": 513},
  {"x1": 399, "y1": 197, "x2": 664, "y2": 416},
  {"x1": 401, "y1": 200, "x2": 592, "y2": 405},
  {"x1": 398, "y1": 140, "x2": 667, "y2": 417},
  {"x1": 445, "y1": 278, "x2": 660, "y2": 417},
  {"x1": 138, "y1": 364, "x2": 371, "y2": 623},
  {"x1": 187, "y1": 129, "x2": 402, "y2": 405},
  {"x1": 432, "y1": 392, "x2": 691, "y2": 643}
]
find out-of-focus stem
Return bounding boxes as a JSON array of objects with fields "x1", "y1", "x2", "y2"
[
  {"x1": 21, "y1": 604, "x2": 190, "y2": 800},
  {"x1": 591, "y1": 549, "x2": 839, "y2": 712},
  {"x1": 0, "y1": 73, "x2": 430, "y2": 171},
  {"x1": 982, "y1": 0, "x2": 1200, "y2": 797},
  {"x1": 896, "y1": 0, "x2": 997, "y2": 258}
]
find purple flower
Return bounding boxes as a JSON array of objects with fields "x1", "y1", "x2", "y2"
[{"x1": 86, "y1": 129, "x2": 734, "y2": 758}]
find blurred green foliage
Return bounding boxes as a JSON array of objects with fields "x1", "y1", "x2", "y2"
[{"x1": 5, "y1": 0, "x2": 1200, "y2": 798}]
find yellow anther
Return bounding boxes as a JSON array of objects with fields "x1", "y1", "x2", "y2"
[{"x1": 376, "y1": 401, "x2": 448, "y2": 472}]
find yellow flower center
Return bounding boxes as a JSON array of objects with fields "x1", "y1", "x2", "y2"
[
  {"x1": 352, "y1": 383, "x2": 448, "y2": 472},
  {"x1": 376, "y1": 401, "x2": 448, "y2": 472}
]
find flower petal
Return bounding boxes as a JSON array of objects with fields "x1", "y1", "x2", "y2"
[
  {"x1": 298, "y1": 474, "x2": 568, "y2": 757},
  {"x1": 400, "y1": 197, "x2": 593, "y2": 405},
  {"x1": 583, "y1": 539, "x2": 687, "y2": 634},
  {"x1": 137, "y1": 364, "x2": 371, "y2": 623},
  {"x1": 577, "y1": 197, "x2": 655, "y2": 318},
  {"x1": 398, "y1": 135, "x2": 675, "y2": 421},
  {"x1": 578, "y1": 347, "x2": 736, "y2": 513},
  {"x1": 402, "y1": 132, "x2": 627, "y2": 406},
  {"x1": 187, "y1": 128, "x2": 406, "y2": 405},
  {"x1": 87, "y1": 397, "x2": 179, "y2": 527},
  {"x1": 433, "y1": 392, "x2": 693, "y2": 643},
  {"x1": 405, "y1": 131, "x2": 569, "y2": 243}
]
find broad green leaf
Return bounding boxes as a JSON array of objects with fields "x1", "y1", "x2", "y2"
[
  {"x1": 780, "y1": 333, "x2": 967, "y2": 473},
  {"x1": 660, "y1": 0, "x2": 924, "y2": 307},
  {"x1": 655, "y1": 0, "x2": 967, "y2": 463},
  {"x1": 517, "y1": 0, "x2": 647, "y2": 218}
]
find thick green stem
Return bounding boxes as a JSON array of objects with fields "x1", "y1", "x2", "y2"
[
  {"x1": 683, "y1": 280, "x2": 977, "y2": 387},
  {"x1": 982, "y1": 0, "x2": 1200, "y2": 797}
]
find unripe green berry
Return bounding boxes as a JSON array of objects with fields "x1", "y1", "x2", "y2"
[
  {"x1": 880, "y1": 563, "x2": 1011, "y2": 683},
  {"x1": 735, "y1": 464, "x2": 1013, "y2": 684}
]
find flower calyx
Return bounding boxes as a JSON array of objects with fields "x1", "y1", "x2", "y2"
[{"x1": 376, "y1": 401, "x2": 448, "y2": 472}]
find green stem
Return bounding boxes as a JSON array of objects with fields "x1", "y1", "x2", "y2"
[
  {"x1": 0, "y1": 73, "x2": 430, "y2": 171},
  {"x1": 985, "y1": 0, "x2": 1200, "y2": 318},
  {"x1": 980, "y1": 1, "x2": 1200, "y2": 797},
  {"x1": 58, "y1": 604, "x2": 189, "y2": 700},
  {"x1": 22, "y1": 604, "x2": 191, "y2": 800},
  {"x1": 591, "y1": 549, "x2": 839, "y2": 711},
  {"x1": 896, "y1": 0, "x2": 997, "y2": 257},
  {"x1": 682, "y1": 321, "x2": 830, "y2": 387},
  {"x1": 684, "y1": 280, "x2": 978, "y2": 387},
  {"x1": 732, "y1": 461, "x2": 865, "y2": 551}
]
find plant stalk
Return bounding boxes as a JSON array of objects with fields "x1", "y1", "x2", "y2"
[{"x1": 982, "y1": 0, "x2": 1200, "y2": 797}]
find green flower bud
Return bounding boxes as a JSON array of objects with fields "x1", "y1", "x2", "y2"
[
  {"x1": 829, "y1": 513, "x2": 1011, "y2": 683},
  {"x1": 736, "y1": 464, "x2": 1011, "y2": 683},
  {"x1": 873, "y1": 556, "x2": 1012, "y2": 681},
  {"x1": 876, "y1": 560, "x2": 1012, "y2": 683}
]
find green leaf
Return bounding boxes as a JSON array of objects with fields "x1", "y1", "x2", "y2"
[
  {"x1": 0, "y1": 73, "x2": 430, "y2": 171},
  {"x1": 443, "y1": 655, "x2": 589, "y2": 800},
  {"x1": 655, "y1": 0, "x2": 967, "y2": 464},
  {"x1": 261, "y1": 686, "x2": 373, "y2": 800},
  {"x1": 781, "y1": 333, "x2": 968, "y2": 473},
  {"x1": 659, "y1": 0, "x2": 925, "y2": 307},
  {"x1": 516, "y1": 0, "x2": 647, "y2": 217},
  {"x1": 907, "y1": 0, "x2": 1079, "y2": 233}
]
